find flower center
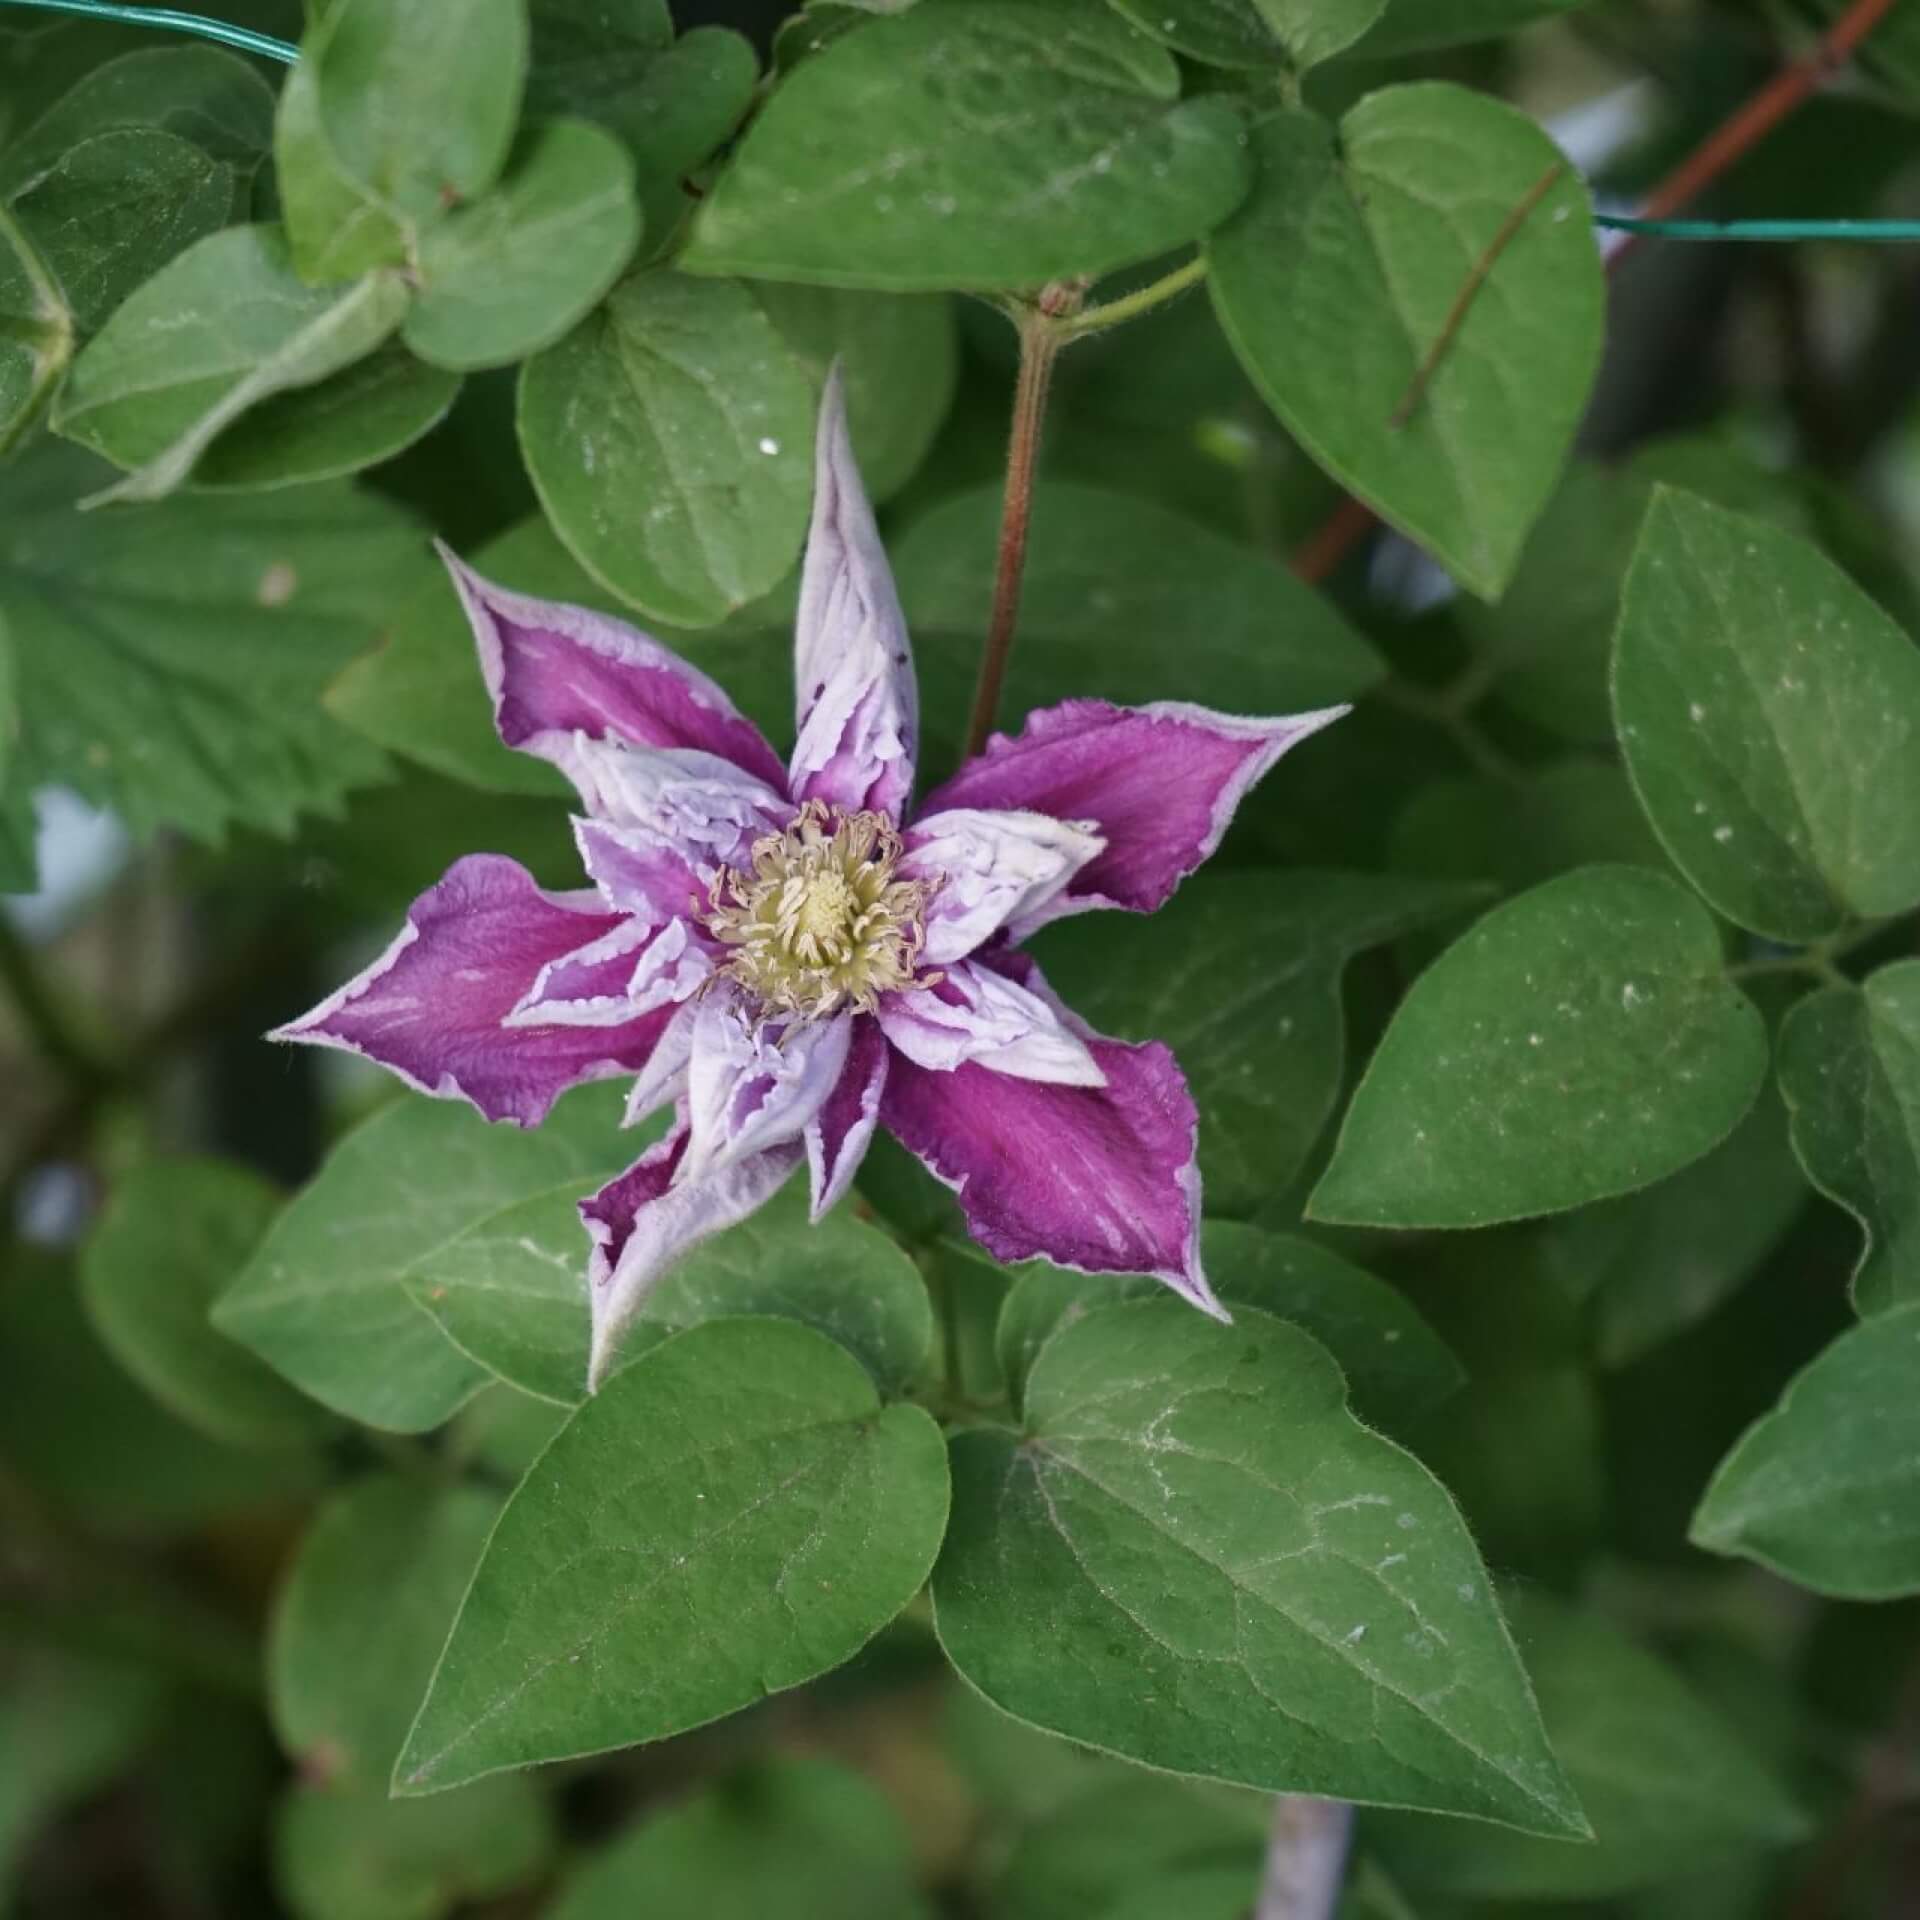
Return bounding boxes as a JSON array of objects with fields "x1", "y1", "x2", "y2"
[{"x1": 703, "y1": 801, "x2": 932, "y2": 1020}]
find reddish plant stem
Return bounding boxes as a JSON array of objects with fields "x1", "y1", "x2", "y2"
[
  {"x1": 1290, "y1": 495, "x2": 1378, "y2": 588},
  {"x1": 1614, "y1": 0, "x2": 1900, "y2": 262},
  {"x1": 1290, "y1": 0, "x2": 1901, "y2": 585},
  {"x1": 965, "y1": 282, "x2": 1082, "y2": 758}
]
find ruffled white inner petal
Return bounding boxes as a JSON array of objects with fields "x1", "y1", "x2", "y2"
[{"x1": 877, "y1": 959, "x2": 1105, "y2": 1087}]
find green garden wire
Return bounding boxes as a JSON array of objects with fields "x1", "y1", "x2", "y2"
[
  {"x1": 3, "y1": 0, "x2": 1920, "y2": 248},
  {"x1": 2, "y1": 0, "x2": 296, "y2": 65},
  {"x1": 1596, "y1": 216, "x2": 1920, "y2": 240}
]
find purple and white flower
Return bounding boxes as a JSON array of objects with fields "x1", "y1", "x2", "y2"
[{"x1": 276, "y1": 372, "x2": 1345, "y2": 1390}]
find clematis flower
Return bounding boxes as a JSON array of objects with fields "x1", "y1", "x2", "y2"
[{"x1": 276, "y1": 371, "x2": 1346, "y2": 1390}]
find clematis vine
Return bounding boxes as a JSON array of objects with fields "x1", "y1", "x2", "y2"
[{"x1": 276, "y1": 372, "x2": 1346, "y2": 1391}]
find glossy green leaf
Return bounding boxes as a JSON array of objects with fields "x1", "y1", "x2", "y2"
[
  {"x1": 316, "y1": 0, "x2": 528, "y2": 232},
  {"x1": 524, "y1": 0, "x2": 671, "y2": 107},
  {"x1": 681, "y1": 0, "x2": 1252, "y2": 291},
  {"x1": 1310, "y1": 867, "x2": 1767, "y2": 1229},
  {"x1": 1613, "y1": 488, "x2": 1920, "y2": 941},
  {"x1": 1035, "y1": 871, "x2": 1483, "y2": 1211},
  {"x1": 1103, "y1": 0, "x2": 1289, "y2": 68},
  {"x1": 10, "y1": 128, "x2": 233, "y2": 336},
  {"x1": 519, "y1": 271, "x2": 817, "y2": 626},
  {"x1": 1249, "y1": 0, "x2": 1387, "y2": 67},
  {"x1": 1208, "y1": 89, "x2": 1602, "y2": 599},
  {"x1": 1692, "y1": 1304, "x2": 1920, "y2": 1599},
  {"x1": 215, "y1": 1086, "x2": 630, "y2": 1432},
  {"x1": 525, "y1": 5, "x2": 757, "y2": 249},
  {"x1": 54, "y1": 225, "x2": 410, "y2": 504},
  {"x1": 406, "y1": 1173, "x2": 933, "y2": 1405},
  {"x1": 1777, "y1": 962, "x2": 1920, "y2": 1314},
  {"x1": 268, "y1": 1476, "x2": 553, "y2": 1920},
  {"x1": 609, "y1": 1186, "x2": 933, "y2": 1393},
  {"x1": 0, "y1": 441, "x2": 414, "y2": 854},
  {"x1": 547, "y1": 1756, "x2": 930, "y2": 1920},
  {"x1": 897, "y1": 484, "x2": 1383, "y2": 767},
  {"x1": 934, "y1": 1298, "x2": 1584, "y2": 1834},
  {"x1": 396, "y1": 1317, "x2": 949, "y2": 1791},
  {"x1": 1536, "y1": 1082, "x2": 1805, "y2": 1365},
  {"x1": 404, "y1": 120, "x2": 640, "y2": 372},
  {"x1": 324, "y1": 515, "x2": 791, "y2": 795},
  {"x1": 81, "y1": 1158, "x2": 331, "y2": 1450},
  {"x1": 1472, "y1": 439, "x2": 1848, "y2": 747},
  {"x1": 184, "y1": 344, "x2": 462, "y2": 492},
  {"x1": 1373, "y1": 1592, "x2": 1805, "y2": 1898},
  {"x1": 1349, "y1": 0, "x2": 1589, "y2": 55},
  {"x1": 0, "y1": 200, "x2": 69, "y2": 452},
  {"x1": 995, "y1": 1220, "x2": 1464, "y2": 1429},
  {"x1": 274, "y1": 30, "x2": 408, "y2": 284},
  {"x1": 770, "y1": 4, "x2": 876, "y2": 72},
  {"x1": 402, "y1": 1181, "x2": 601, "y2": 1406},
  {"x1": 748, "y1": 280, "x2": 956, "y2": 502},
  {"x1": 0, "y1": 46, "x2": 272, "y2": 196}
]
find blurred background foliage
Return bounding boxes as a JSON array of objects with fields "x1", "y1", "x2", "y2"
[{"x1": 3, "y1": 0, "x2": 1920, "y2": 1915}]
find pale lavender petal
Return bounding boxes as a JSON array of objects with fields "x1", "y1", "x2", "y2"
[
  {"x1": 626, "y1": 917, "x2": 712, "y2": 1008},
  {"x1": 899, "y1": 807, "x2": 1105, "y2": 965},
  {"x1": 788, "y1": 365, "x2": 917, "y2": 820},
  {"x1": 681, "y1": 990, "x2": 854, "y2": 1184},
  {"x1": 567, "y1": 748, "x2": 786, "y2": 861},
  {"x1": 570, "y1": 818, "x2": 705, "y2": 925},
  {"x1": 880, "y1": 1004, "x2": 1222, "y2": 1317},
  {"x1": 805, "y1": 1018, "x2": 888, "y2": 1222},
  {"x1": 623, "y1": 996, "x2": 698, "y2": 1130},
  {"x1": 581, "y1": 1117, "x2": 803, "y2": 1390},
  {"x1": 920, "y1": 698, "x2": 1348, "y2": 931},
  {"x1": 441, "y1": 546, "x2": 787, "y2": 790},
  {"x1": 875, "y1": 959, "x2": 1103, "y2": 1087},
  {"x1": 505, "y1": 916, "x2": 710, "y2": 1029},
  {"x1": 271, "y1": 854, "x2": 673, "y2": 1126}
]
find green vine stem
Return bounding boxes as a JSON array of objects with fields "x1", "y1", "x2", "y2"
[
  {"x1": 1727, "y1": 920, "x2": 1896, "y2": 990},
  {"x1": 1053, "y1": 254, "x2": 1208, "y2": 341}
]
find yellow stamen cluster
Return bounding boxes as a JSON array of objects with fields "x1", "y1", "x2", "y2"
[{"x1": 704, "y1": 801, "x2": 932, "y2": 1021}]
